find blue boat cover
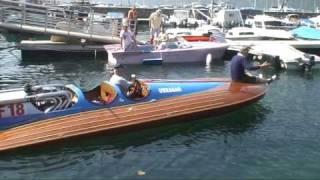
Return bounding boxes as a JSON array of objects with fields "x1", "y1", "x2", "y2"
[{"x1": 291, "y1": 26, "x2": 320, "y2": 40}]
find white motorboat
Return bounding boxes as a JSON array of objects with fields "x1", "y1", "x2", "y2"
[
  {"x1": 249, "y1": 44, "x2": 320, "y2": 71},
  {"x1": 211, "y1": 8, "x2": 244, "y2": 29},
  {"x1": 250, "y1": 15, "x2": 294, "y2": 40},
  {"x1": 225, "y1": 27, "x2": 263, "y2": 40},
  {"x1": 104, "y1": 40, "x2": 228, "y2": 65},
  {"x1": 167, "y1": 9, "x2": 203, "y2": 27}
]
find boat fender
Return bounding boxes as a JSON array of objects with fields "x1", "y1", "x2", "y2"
[{"x1": 206, "y1": 53, "x2": 212, "y2": 65}]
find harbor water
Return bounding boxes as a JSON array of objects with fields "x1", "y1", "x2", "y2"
[{"x1": 1, "y1": 31, "x2": 320, "y2": 179}]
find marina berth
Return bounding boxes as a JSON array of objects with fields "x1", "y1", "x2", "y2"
[{"x1": 0, "y1": 78, "x2": 268, "y2": 152}]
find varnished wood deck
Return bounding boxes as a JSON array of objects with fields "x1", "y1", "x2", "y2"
[{"x1": 0, "y1": 82, "x2": 267, "y2": 152}]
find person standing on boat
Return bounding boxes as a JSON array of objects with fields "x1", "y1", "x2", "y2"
[
  {"x1": 149, "y1": 9, "x2": 163, "y2": 44},
  {"x1": 230, "y1": 46, "x2": 274, "y2": 83},
  {"x1": 120, "y1": 20, "x2": 137, "y2": 51},
  {"x1": 128, "y1": 5, "x2": 138, "y2": 35}
]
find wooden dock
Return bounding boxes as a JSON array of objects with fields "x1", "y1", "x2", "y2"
[
  {"x1": 19, "y1": 40, "x2": 108, "y2": 60},
  {"x1": 0, "y1": 0, "x2": 121, "y2": 43}
]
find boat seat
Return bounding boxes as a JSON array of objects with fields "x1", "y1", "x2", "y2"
[
  {"x1": 100, "y1": 81, "x2": 117, "y2": 103},
  {"x1": 127, "y1": 80, "x2": 149, "y2": 100},
  {"x1": 84, "y1": 82, "x2": 117, "y2": 104}
]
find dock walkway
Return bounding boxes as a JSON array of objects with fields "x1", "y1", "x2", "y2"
[{"x1": 0, "y1": 0, "x2": 121, "y2": 43}]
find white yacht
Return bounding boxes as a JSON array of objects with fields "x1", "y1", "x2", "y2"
[
  {"x1": 211, "y1": 9, "x2": 243, "y2": 29},
  {"x1": 225, "y1": 27, "x2": 262, "y2": 40},
  {"x1": 250, "y1": 15, "x2": 294, "y2": 40},
  {"x1": 167, "y1": 9, "x2": 202, "y2": 27}
]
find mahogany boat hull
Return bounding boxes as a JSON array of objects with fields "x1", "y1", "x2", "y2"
[{"x1": 0, "y1": 81, "x2": 267, "y2": 152}]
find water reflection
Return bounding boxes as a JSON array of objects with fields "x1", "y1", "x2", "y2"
[
  {"x1": 0, "y1": 101, "x2": 271, "y2": 179},
  {"x1": 281, "y1": 68, "x2": 320, "y2": 81},
  {"x1": 0, "y1": 32, "x2": 280, "y2": 178},
  {"x1": 1, "y1": 101, "x2": 271, "y2": 155}
]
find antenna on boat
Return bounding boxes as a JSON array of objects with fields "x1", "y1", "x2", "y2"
[{"x1": 210, "y1": 0, "x2": 215, "y2": 19}]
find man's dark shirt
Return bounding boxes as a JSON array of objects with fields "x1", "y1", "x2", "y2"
[{"x1": 230, "y1": 53, "x2": 260, "y2": 81}]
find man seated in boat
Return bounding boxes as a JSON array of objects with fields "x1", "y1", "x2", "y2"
[
  {"x1": 109, "y1": 64, "x2": 146, "y2": 99},
  {"x1": 230, "y1": 46, "x2": 276, "y2": 84},
  {"x1": 120, "y1": 19, "x2": 137, "y2": 52},
  {"x1": 155, "y1": 28, "x2": 183, "y2": 50}
]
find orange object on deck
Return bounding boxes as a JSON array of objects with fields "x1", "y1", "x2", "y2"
[{"x1": 182, "y1": 35, "x2": 211, "y2": 42}]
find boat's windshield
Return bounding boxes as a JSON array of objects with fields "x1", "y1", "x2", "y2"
[{"x1": 265, "y1": 21, "x2": 291, "y2": 30}]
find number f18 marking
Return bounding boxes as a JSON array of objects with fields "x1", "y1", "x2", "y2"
[{"x1": 0, "y1": 103, "x2": 25, "y2": 118}]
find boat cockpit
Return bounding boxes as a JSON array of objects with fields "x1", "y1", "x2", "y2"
[{"x1": 84, "y1": 80, "x2": 149, "y2": 104}]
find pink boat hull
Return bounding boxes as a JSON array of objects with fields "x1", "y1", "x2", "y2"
[{"x1": 104, "y1": 42, "x2": 228, "y2": 65}]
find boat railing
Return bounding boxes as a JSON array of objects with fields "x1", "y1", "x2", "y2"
[{"x1": 0, "y1": 0, "x2": 122, "y2": 42}]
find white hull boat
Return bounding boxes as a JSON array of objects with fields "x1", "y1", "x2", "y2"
[
  {"x1": 226, "y1": 27, "x2": 263, "y2": 40},
  {"x1": 248, "y1": 15, "x2": 294, "y2": 40},
  {"x1": 104, "y1": 42, "x2": 228, "y2": 65},
  {"x1": 250, "y1": 44, "x2": 320, "y2": 71}
]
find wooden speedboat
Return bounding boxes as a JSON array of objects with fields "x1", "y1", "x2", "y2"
[{"x1": 0, "y1": 78, "x2": 267, "y2": 152}]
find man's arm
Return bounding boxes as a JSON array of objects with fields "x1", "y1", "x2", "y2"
[
  {"x1": 128, "y1": 10, "x2": 132, "y2": 19},
  {"x1": 243, "y1": 57, "x2": 260, "y2": 71}
]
